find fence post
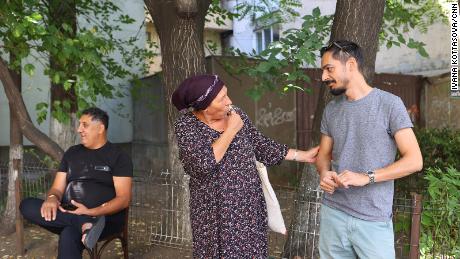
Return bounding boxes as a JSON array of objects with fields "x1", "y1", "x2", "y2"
[
  {"x1": 409, "y1": 192, "x2": 422, "y2": 259},
  {"x1": 14, "y1": 158, "x2": 24, "y2": 255}
]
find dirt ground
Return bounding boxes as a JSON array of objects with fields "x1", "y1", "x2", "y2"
[
  {"x1": 0, "y1": 225, "x2": 192, "y2": 259},
  {"x1": 0, "y1": 179, "x2": 295, "y2": 258}
]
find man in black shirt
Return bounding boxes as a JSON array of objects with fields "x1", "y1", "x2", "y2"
[{"x1": 20, "y1": 107, "x2": 133, "y2": 259}]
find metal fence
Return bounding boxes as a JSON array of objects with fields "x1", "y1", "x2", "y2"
[
  {"x1": 0, "y1": 163, "x2": 456, "y2": 258},
  {"x1": 130, "y1": 170, "x2": 192, "y2": 250},
  {"x1": 0, "y1": 161, "x2": 54, "y2": 215}
]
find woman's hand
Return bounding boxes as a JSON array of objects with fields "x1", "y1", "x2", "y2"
[
  {"x1": 287, "y1": 146, "x2": 319, "y2": 163},
  {"x1": 303, "y1": 146, "x2": 319, "y2": 163},
  {"x1": 227, "y1": 110, "x2": 243, "y2": 133}
]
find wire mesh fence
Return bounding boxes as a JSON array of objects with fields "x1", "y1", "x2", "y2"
[
  {"x1": 0, "y1": 162, "x2": 456, "y2": 258},
  {"x1": 268, "y1": 187, "x2": 321, "y2": 259},
  {"x1": 130, "y1": 170, "x2": 192, "y2": 250},
  {"x1": 0, "y1": 161, "x2": 55, "y2": 215}
]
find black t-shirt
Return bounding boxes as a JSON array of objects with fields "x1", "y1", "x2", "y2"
[{"x1": 59, "y1": 142, "x2": 133, "y2": 209}]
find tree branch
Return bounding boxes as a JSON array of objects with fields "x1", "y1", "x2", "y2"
[{"x1": 0, "y1": 58, "x2": 64, "y2": 161}]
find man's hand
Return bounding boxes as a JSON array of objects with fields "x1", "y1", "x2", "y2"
[
  {"x1": 60, "y1": 200, "x2": 92, "y2": 216},
  {"x1": 336, "y1": 170, "x2": 370, "y2": 188},
  {"x1": 41, "y1": 196, "x2": 60, "y2": 221},
  {"x1": 319, "y1": 170, "x2": 339, "y2": 194}
]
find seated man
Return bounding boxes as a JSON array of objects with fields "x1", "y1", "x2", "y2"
[{"x1": 20, "y1": 107, "x2": 133, "y2": 259}]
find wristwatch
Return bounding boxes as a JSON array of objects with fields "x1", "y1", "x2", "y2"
[{"x1": 366, "y1": 171, "x2": 375, "y2": 185}]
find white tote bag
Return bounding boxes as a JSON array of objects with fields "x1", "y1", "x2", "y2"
[{"x1": 255, "y1": 161, "x2": 287, "y2": 235}]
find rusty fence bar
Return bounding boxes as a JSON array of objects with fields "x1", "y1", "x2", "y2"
[{"x1": 409, "y1": 193, "x2": 423, "y2": 259}]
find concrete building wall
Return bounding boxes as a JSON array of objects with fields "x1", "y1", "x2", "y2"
[
  {"x1": 224, "y1": 0, "x2": 254, "y2": 54},
  {"x1": 0, "y1": 52, "x2": 52, "y2": 147},
  {"x1": 131, "y1": 74, "x2": 168, "y2": 174},
  {"x1": 421, "y1": 73, "x2": 460, "y2": 129}
]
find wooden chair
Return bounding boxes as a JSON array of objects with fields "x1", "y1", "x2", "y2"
[{"x1": 85, "y1": 208, "x2": 129, "y2": 259}]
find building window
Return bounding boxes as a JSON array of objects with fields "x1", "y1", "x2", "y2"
[{"x1": 255, "y1": 24, "x2": 280, "y2": 54}]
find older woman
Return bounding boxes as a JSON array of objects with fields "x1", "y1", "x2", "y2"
[{"x1": 172, "y1": 74, "x2": 319, "y2": 258}]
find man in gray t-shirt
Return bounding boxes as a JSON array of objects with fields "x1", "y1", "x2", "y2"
[{"x1": 316, "y1": 40, "x2": 423, "y2": 259}]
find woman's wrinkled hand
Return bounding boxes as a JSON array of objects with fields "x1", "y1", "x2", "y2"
[
  {"x1": 306, "y1": 146, "x2": 319, "y2": 163},
  {"x1": 227, "y1": 110, "x2": 243, "y2": 133},
  {"x1": 300, "y1": 146, "x2": 319, "y2": 163}
]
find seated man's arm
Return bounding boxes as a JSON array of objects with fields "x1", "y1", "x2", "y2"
[
  {"x1": 41, "y1": 172, "x2": 67, "y2": 221},
  {"x1": 67, "y1": 176, "x2": 132, "y2": 217}
]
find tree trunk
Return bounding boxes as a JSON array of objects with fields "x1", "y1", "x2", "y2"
[
  {"x1": 283, "y1": 1, "x2": 386, "y2": 257},
  {"x1": 144, "y1": 0, "x2": 211, "y2": 243},
  {"x1": 48, "y1": 0, "x2": 79, "y2": 151},
  {"x1": 1, "y1": 57, "x2": 23, "y2": 236},
  {"x1": 49, "y1": 115, "x2": 78, "y2": 151},
  {"x1": 0, "y1": 58, "x2": 64, "y2": 161}
]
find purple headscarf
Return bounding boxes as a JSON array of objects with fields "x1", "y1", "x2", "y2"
[{"x1": 172, "y1": 74, "x2": 225, "y2": 112}]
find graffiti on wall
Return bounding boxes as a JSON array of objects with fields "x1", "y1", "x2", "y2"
[{"x1": 255, "y1": 102, "x2": 296, "y2": 128}]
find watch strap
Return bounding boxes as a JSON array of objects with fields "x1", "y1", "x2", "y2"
[{"x1": 366, "y1": 171, "x2": 375, "y2": 185}]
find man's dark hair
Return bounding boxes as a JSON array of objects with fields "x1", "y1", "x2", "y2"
[
  {"x1": 320, "y1": 40, "x2": 364, "y2": 72},
  {"x1": 82, "y1": 107, "x2": 109, "y2": 130}
]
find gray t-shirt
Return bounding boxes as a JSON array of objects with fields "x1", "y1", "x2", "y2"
[{"x1": 320, "y1": 88, "x2": 413, "y2": 221}]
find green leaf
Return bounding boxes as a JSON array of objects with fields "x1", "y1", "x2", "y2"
[
  {"x1": 62, "y1": 23, "x2": 73, "y2": 33},
  {"x1": 36, "y1": 102, "x2": 48, "y2": 110},
  {"x1": 30, "y1": 13, "x2": 43, "y2": 21},
  {"x1": 12, "y1": 27, "x2": 23, "y2": 38},
  {"x1": 35, "y1": 102, "x2": 48, "y2": 125},
  {"x1": 407, "y1": 39, "x2": 417, "y2": 48},
  {"x1": 52, "y1": 73, "x2": 60, "y2": 84},
  {"x1": 24, "y1": 64, "x2": 35, "y2": 76},
  {"x1": 63, "y1": 80, "x2": 73, "y2": 91},
  {"x1": 417, "y1": 46, "x2": 429, "y2": 57},
  {"x1": 256, "y1": 62, "x2": 272, "y2": 73},
  {"x1": 386, "y1": 41, "x2": 393, "y2": 49},
  {"x1": 312, "y1": 7, "x2": 321, "y2": 17},
  {"x1": 421, "y1": 213, "x2": 433, "y2": 226}
]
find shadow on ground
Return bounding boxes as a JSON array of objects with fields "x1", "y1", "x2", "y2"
[{"x1": 0, "y1": 225, "x2": 192, "y2": 258}]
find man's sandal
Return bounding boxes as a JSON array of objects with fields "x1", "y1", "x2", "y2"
[{"x1": 82, "y1": 216, "x2": 106, "y2": 251}]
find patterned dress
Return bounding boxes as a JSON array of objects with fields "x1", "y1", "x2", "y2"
[{"x1": 174, "y1": 106, "x2": 288, "y2": 259}]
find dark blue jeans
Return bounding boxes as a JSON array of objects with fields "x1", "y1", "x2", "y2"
[{"x1": 20, "y1": 197, "x2": 124, "y2": 259}]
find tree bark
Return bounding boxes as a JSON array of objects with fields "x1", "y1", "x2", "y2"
[
  {"x1": 0, "y1": 58, "x2": 64, "y2": 161},
  {"x1": 0, "y1": 56, "x2": 23, "y2": 236},
  {"x1": 283, "y1": 0, "x2": 386, "y2": 257},
  {"x1": 48, "y1": 0, "x2": 79, "y2": 151},
  {"x1": 144, "y1": 0, "x2": 212, "y2": 243},
  {"x1": 330, "y1": 0, "x2": 385, "y2": 84}
]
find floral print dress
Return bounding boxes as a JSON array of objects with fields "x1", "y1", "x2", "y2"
[{"x1": 174, "y1": 106, "x2": 288, "y2": 258}]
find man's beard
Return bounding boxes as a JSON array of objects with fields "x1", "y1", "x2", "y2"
[
  {"x1": 330, "y1": 87, "x2": 346, "y2": 96},
  {"x1": 322, "y1": 80, "x2": 346, "y2": 96}
]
